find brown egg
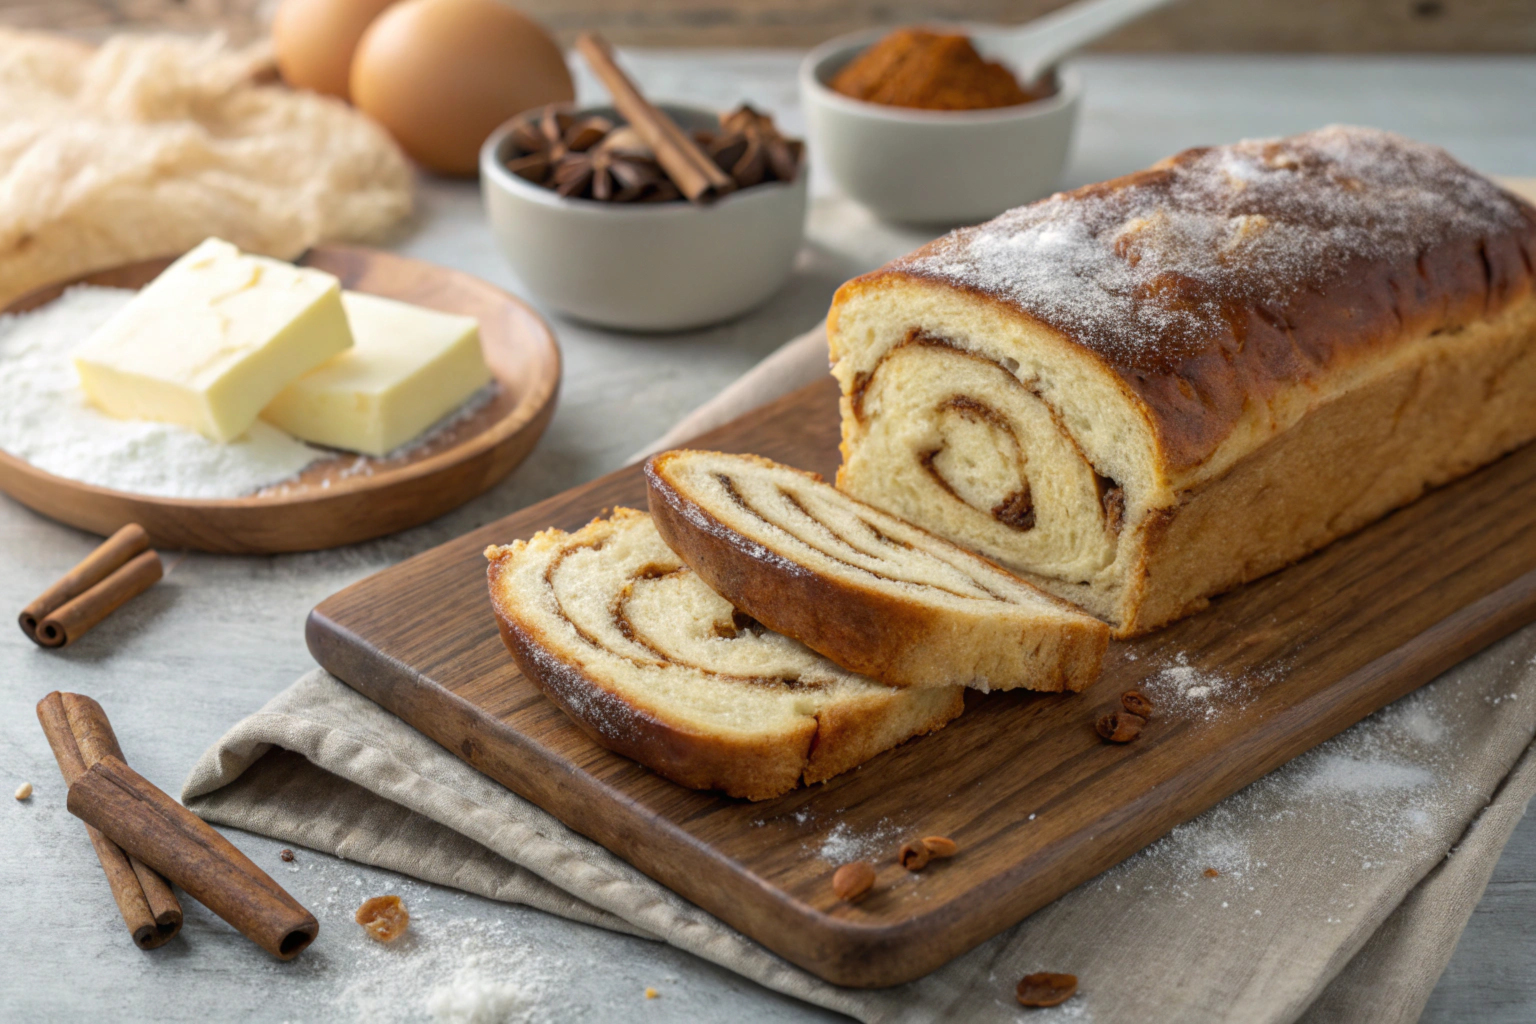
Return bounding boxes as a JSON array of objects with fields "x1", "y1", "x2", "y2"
[
  {"x1": 350, "y1": 0, "x2": 574, "y2": 176},
  {"x1": 272, "y1": 0, "x2": 401, "y2": 101}
]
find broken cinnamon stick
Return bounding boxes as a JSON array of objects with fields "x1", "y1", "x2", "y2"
[
  {"x1": 575, "y1": 32, "x2": 737, "y2": 203},
  {"x1": 36, "y1": 691, "x2": 182, "y2": 950},
  {"x1": 67, "y1": 755, "x2": 318, "y2": 960},
  {"x1": 20, "y1": 524, "x2": 162, "y2": 648}
]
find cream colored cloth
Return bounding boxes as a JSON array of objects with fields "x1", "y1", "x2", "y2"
[
  {"x1": 184, "y1": 331, "x2": 1536, "y2": 1022},
  {"x1": 0, "y1": 29, "x2": 413, "y2": 307}
]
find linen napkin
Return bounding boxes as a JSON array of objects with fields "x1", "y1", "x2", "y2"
[{"x1": 184, "y1": 327, "x2": 1536, "y2": 1024}]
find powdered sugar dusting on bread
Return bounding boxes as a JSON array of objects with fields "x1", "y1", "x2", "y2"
[{"x1": 901, "y1": 126, "x2": 1528, "y2": 368}]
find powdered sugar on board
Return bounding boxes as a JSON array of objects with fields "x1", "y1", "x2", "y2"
[
  {"x1": 900, "y1": 125, "x2": 1528, "y2": 369},
  {"x1": 1130, "y1": 649, "x2": 1288, "y2": 722},
  {"x1": 813, "y1": 819, "x2": 908, "y2": 864}
]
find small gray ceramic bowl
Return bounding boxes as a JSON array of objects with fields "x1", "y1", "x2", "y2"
[
  {"x1": 481, "y1": 104, "x2": 809, "y2": 332},
  {"x1": 799, "y1": 30, "x2": 1081, "y2": 226}
]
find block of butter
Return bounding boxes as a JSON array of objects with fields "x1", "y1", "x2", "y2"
[
  {"x1": 262, "y1": 292, "x2": 490, "y2": 457},
  {"x1": 74, "y1": 238, "x2": 352, "y2": 443}
]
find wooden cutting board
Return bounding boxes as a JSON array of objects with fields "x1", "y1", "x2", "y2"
[{"x1": 307, "y1": 376, "x2": 1536, "y2": 988}]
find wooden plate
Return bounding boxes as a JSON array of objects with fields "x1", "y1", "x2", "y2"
[{"x1": 0, "y1": 246, "x2": 561, "y2": 553}]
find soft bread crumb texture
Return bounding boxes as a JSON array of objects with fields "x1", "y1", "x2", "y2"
[{"x1": 485, "y1": 509, "x2": 961, "y2": 800}]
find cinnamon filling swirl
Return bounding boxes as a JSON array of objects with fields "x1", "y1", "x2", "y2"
[
  {"x1": 698, "y1": 461, "x2": 1027, "y2": 604},
  {"x1": 543, "y1": 535, "x2": 841, "y2": 690},
  {"x1": 843, "y1": 333, "x2": 1122, "y2": 583}
]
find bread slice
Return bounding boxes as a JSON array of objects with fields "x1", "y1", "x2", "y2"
[
  {"x1": 485, "y1": 508, "x2": 964, "y2": 801},
  {"x1": 645, "y1": 450, "x2": 1108, "y2": 692}
]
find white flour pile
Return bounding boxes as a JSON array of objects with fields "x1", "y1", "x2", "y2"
[
  {"x1": 0, "y1": 286, "x2": 322, "y2": 498},
  {"x1": 282, "y1": 863, "x2": 554, "y2": 1024},
  {"x1": 266, "y1": 855, "x2": 688, "y2": 1024}
]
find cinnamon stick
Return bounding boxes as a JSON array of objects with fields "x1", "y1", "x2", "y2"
[
  {"x1": 575, "y1": 32, "x2": 737, "y2": 203},
  {"x1": 67, "y1": 755, "x2": 318, "y2": 960},
  {"x1": 21, "y1": 524, "x2": 162, "y2": 648},
  {"x1": 36, "y1": 692, "x2": 182, "y2": 950}
]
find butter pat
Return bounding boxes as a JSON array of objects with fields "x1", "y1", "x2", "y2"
[
  {"x1": 262, "y1": 292, "x2": 489, "y2": 457},
  {"x1": 74, "y1": 238, "x2": 352, "y2": 443}
]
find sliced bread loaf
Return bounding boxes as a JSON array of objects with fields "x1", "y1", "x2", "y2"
[
  {"x1": 645, "y1": 450, "x2": 1108, "y2": 692},
  {"x1": 485, "y1": 508, "x2": 964, "y2": 801}
]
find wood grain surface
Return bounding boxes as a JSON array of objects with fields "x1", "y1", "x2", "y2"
[
  {"x1": 0, "y1": 246, "x2": 561, "y2": 554},
  {"x1": 6, "y1": 0, "x2": 1533, "y2": 52},
  {"x1": 306, "y1": 375, "x2": 1536, "y2": 987}
]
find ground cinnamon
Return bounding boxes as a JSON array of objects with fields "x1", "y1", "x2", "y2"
[
  {"x1": 831, "y1": 28, "x2": 1045, "y2": 111},
  {"x1": 36, "y1": 691, "x2": 183, "y2": 950}
]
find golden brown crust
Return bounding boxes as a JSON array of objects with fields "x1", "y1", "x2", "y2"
[
  {"x1": 644, "y1": 451, "x2": 1108, "y2": 692},
  {"x1": 837, "y1": 128, "x2": 1536, "y2": 473},
  {"x1": 1119, "y1": 294, "x2": 1536, "y2": 634}
]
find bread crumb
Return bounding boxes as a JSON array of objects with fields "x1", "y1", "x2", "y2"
[
  {"x1": 356, "y1": 895, "x2": 410, "y2": 942},
  {"x1": 644, "y1": 987, "x2": 658, "y2": 999}
]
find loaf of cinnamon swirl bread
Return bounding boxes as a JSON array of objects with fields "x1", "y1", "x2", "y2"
[
  {"x1": 485, "y1": 509, "x2": 964, "y2": 801},
  {"x1": 645, "y1": 449, "x2": 1107, "y2": 691},
  {"x1": 829, "y1": 126, "x2": 1536, "y2": 636}
]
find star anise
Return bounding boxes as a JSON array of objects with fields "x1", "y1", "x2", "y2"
[
  {"x1": 505, "y1": 103, "x2": 800, "y2": 202},
  {"x1": 551, "y1": 146, "x2": 675, "y2": 202},
  {"x1": 703, "y1": 105, "x2": 803, "y2": 188},
  {"x1": 504, "y1": 107, "x2": 613, "y2": 186}
]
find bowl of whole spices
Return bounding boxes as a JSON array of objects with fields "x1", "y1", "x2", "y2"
[
  {"x1": 799, "y1": 27, "x2": 1080, "y2": 225},
  {"x1": 482, "y1": 90, "x2": 807, "y2": 330}
]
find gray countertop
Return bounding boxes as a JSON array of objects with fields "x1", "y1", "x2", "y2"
[{"x1": 3, "y1": 53, "x2": 1533, "y2": 1023}]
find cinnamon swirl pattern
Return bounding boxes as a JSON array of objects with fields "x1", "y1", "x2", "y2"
[
  {"x1": 646, "y1": 450, "x2": 1107, "y2": 692},
  {"x1": 842, "y1": 334, "x2": 1123, "y2": 587},
  {"x1": 485, "y1": 508, "x2": 963, "y2": 801},
  {"x1": 830, "y1": 127, "x2": 1536, "y2": 635}
]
